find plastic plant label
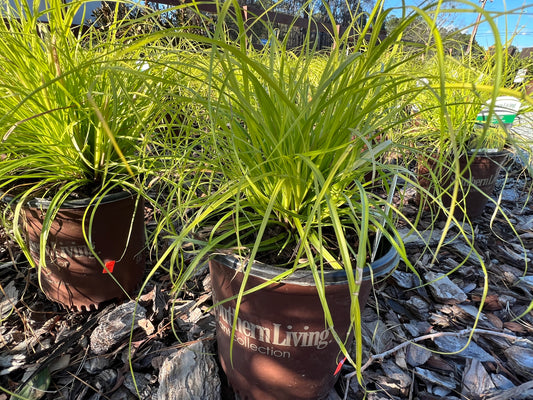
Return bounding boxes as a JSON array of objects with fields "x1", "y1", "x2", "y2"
[
  {"x1": 334, "y1": 356, "x2": 347, "y2": 375},
  {"x1": 514, "y1": 68, "x2": 527, "y2": 84},
  {"x1": 476, "y1": 96, "x2": 522, "y2": 127},
  {"x1": 103, "y1": 260, "x2": 116, "y2": 274}
]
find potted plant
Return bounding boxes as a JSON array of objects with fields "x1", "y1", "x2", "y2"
[
  {"x1": 0, "y1": 0, "x2": 172, "y2": 310},
  {"x1": 156, "y1": 1, "x2": 484, "y2": 398},
  {"x1": 404, "y1": 51, "x2": 531, "y2": 220}
]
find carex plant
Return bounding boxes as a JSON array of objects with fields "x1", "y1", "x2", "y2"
[
  {"x1": 395, "y1": 53, "x2": 507, "y2": 224},
  {"x1": 150, "y1": 0, "x2": 513, "y2": 384},
  {"x1": 398, "y1": 28, "x2": 533, "y2": 225},
  {"x1": 389, "y1": 0, "x2": 533, "y2": 318},
  {"x1": 0, "y1": 0, "x2": 178, "y2": 294},
  {"x1": 403, "y1": 50, "x2": 532, "y2": 157}
]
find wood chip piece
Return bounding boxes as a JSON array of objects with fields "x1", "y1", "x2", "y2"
[
  {"x1": 425, "y1": 355, "x2": 455, "y2": 372},
  {"x1": 462, "y1": 358, "x2": 495, "y2": 397},
  {"x1": 406, "y1": 344, "x2": 432, "y2": 367},
  {"x1": 0, "y1": 353, "x2": 25, "y2": 375},
  {"x1": 405, "y1": 296, "x2": 431, "y2": 319},
  {"x1": 502, "y1": 321, "x2": 527, "y2": 334},
  {"x1": 414, "y1": 367, "x2": 457, "y2": 390},
  {"x1": 0, "y1": 281, "x2": 18, "y2": 320},
  {"x1": 391, "y1": 270, "x2": 417, "y2": 289},
  {"x1": 381, "y1": 359, "x2": 412, "y2": 388},
  {"x1": 424, "y1": 272, "x2": 467, "y2": 304},
  {"x1": 485, "y1": 313, "x2": 504, "y2": 329},
  {"x1": 490, "y1": 374, "x2": 516, "y2": 391},
  {"x1": 94, "y1": 369, "x2": 118, "y2": 392},
  {"x1": 486, "y1": 380, "x2": 533, "y2": 400},
  {"x1": 90, "y1": 301, "x2": 147, "y2": 355},
  {"x1": 504, "y1": 346, "x2": 533, "y2": 379},
  {"x1": 399, "y1": 228, "x2": 444, "y2": 248},
  {"x1": 433, "y1": 336, "x2": 495, "y2": 362},
  {"x1": 83, "y1": 355, "x2": 111, "y2": 374},
  {"x1": 448, "y1": 241, "x2": 482, "y2": 266},
  {"x1": 157, "y1": 340, "x2": 220, "y2": 400}
]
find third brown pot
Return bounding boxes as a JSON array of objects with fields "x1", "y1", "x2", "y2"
[{"x1": 417, "y1": 151, "x2": 509, "y2": 220}]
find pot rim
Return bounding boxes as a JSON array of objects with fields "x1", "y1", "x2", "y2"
[
  {"x1": 2, "y1": 189, "x2": 137, "y2": 210},
  {"x1": 212, "y1": 240, "x2": 399, "y2": 286},
  {"x1": 466, "y1": 149, "x2": 510, "y2": 158}
]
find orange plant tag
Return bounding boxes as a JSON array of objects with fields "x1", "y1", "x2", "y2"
[
  {"x1": 334, "y1": 357, "x2": 346, "y2": 375},
  {"x1": 103, "y1": 260, "x2": 115, "y2": 274}
]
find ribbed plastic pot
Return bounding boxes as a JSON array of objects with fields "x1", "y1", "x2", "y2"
[
  {"x1": 209, "y1": 242, "x2": 399, "y2": 400},
  {"x1": 417, "y1": 151, "x2": 508, "y2": 219},
  {"x1": 22, "y1": 191, "x2": 146, "y2": 311}
]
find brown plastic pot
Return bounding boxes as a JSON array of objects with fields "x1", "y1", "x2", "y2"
[
  {"x1": 209, "y1": 242, "x2": 399, "y2": 400},
  {"x1": 21, "y1": 191, "x2": 146, "y2": 311},
  {"x1": 526, "y1": 80, "x2": 533, "y2": 96},
  {"x1": 417, "y1": 151, "x2": 508, "y2": 219}
]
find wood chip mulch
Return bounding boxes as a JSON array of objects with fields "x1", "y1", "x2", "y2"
[{"x1": 1, "y1": 158, "x2": 532, "y2": 400}]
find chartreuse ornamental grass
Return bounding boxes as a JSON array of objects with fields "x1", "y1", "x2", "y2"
[
  {"x1": 0, "y1": 0, "x2": 209, "y2": 393},
  {"x1": 0, "y1": 0, "x2": 161, "y2": 195},
  {"x1": 1, "y1": 0, "x2": 533, "y2": 392},
  {"x1": 393, "y1": 42, "x2": 532, "y2": 261},
  {"x1": 143, "y1": 0, "x2": 533, "y2": 385},
  {"x1": 0, "y1": 0, "x2": 185, "y2": 291},
  {"x1": 399, "y1": 51, "x2": 531, "y2": 155},
  {"x1": 389, "y1": 0, "x2": 533, "y2": 318}
]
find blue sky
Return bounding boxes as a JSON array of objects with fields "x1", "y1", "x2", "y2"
[{"x1": 383, "y1": 0, "x2": 533, "y2": 50}]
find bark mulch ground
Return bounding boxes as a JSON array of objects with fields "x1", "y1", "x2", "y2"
[{"x1": 1, "y1": 157, "x2": 533, "y2": 400}]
